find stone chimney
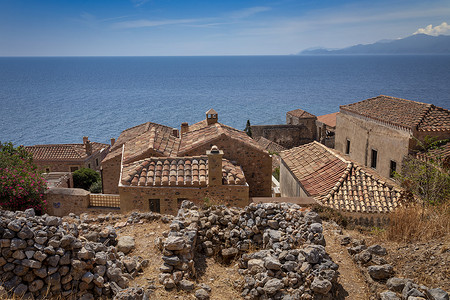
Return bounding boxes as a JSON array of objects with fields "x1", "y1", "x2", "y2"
[
  {"x1": 85, "y1": 140, "x2": 92, "y2": 155},
  {"x1": 110, "y1": 138, "x2": 116, "y2": 146},
  {"x1": 83, "y1": 136, "x2": 89, "y2": 144},
  {"x1": 206, "y1": 109, "x2": 218, "y2": 125},
  {"x1": 172, "y1": 128, "x2": 179, "y2": 138},
  {"x1": 181, "y1": 122, "x2": 189, "y2": 135},
  {"x1": 207, "y1": 145, "x2": 223, "y2": 187}
]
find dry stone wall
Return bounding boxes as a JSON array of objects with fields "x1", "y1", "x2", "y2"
[
  {"x1": 157, "y1": 201, "x2": 340, "y2": 299},
  {"x1": 0, "y1": 208, "x2": 148, "y2": 299}
]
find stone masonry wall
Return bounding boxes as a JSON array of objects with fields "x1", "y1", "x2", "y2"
[
  {"x1": 119, "y1": 184, "x2": 249, "y2": 215},
  {"x1": 181, "y1": 135, "x2": 272, "y2": 197},
  {"x1": 250, "y1": 125, "x2": 315, "y2": 149},
  {"x1": 102, "y1": 155, "x2": 122, "y2": 195}
]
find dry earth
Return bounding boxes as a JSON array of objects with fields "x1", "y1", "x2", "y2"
[{"x1": 79, "y1": 211, "x2": 448, "y2": 300}]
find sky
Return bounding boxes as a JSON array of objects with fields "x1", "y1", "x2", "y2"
[{"x1": 0, "y1": 0, "x2": 449, "y2": 56}]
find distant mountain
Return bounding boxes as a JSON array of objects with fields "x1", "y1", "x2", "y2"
[{"x1": 300, "y1": 34, "x2": 450, "y2": 55}]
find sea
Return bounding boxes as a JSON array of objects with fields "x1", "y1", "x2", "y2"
[{"x1": 0, "y1": 55, "x2": 449, "y2": 146}]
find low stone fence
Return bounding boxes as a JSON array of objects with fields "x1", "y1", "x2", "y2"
[
  {"x1": 0, "y1": 208, "x2": 146, "y2": 299},
  {"x1": 157, "y1": 201, "x2": 340, "y2": 299},
  {"x1": 45, "y1": 188, "x2": 121, "y2": 217}
]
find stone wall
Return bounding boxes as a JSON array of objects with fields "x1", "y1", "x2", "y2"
[
  {"x1": 102, "y1": 154, "x2": 122, "y2": 195},
  {"x1": 335, "y1": 111, "x2": 412, "y2": 179},
  {"x1": 35, "y1": 161, "x2": 84, "y2": 173},
  {"x1": 45, "y1": 188, "x2": 121, "y2": 217},
  {"x1": 119, "y1": 184, "x2": 249, "y2": 215},
  {"x1": 0, "y1": 208, "x2": 145, "y2": 299},
  {"x1": 250, "y1": 125, "x2": 315, "y2": 149},
  {"x1": 279, "y1": 160, "x2": 308, "y2": 198},
  {"x1": 181, "y1": 135, "x2": 272, "y2": 197}
]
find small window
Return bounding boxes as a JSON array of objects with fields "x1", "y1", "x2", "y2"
[
  {"x1": 345, "y1": 139, "x2": 351, "y2": 155},
  {"x1": 88, "y1": 164, "x2": 91, "y2": 169},
  {"x1": 70, "y1": 166, "x2": 79, "y2": 172},
  {"x1": 96, "y1": 158, "x2": 99, "y2": 166},
  {"x1": 149, "y1": 199, "x2": 160, "y2": 213},
  {"x1": 45, "y1": 168, "x2": 50, "y2": 173},
  {"x1": 371, "y1": 149, "x2": 378, "y2": 169},
  {"x1": 390, "y1": 160, "x2": 397, "y2": 178}
]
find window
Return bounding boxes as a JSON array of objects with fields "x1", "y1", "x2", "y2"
[
  {"x1": 88, "y1": 164, "x2": 91, "y2": 169},
  {"x1": 96, "y1": 158, "x2": 99, "y2": 166},
  {"x1": 345, "y1": 139, "x2": 351, "y2": 154},
  {"x1": 70, "y1": 166, "x2": 79, "y2": 172},
  {"x1": 371, "y1": 149, "x2": 378, "y2": 169},
  {"x1": 390, "y1": 160, "x2": 397, "y2": 177},
  {"x1": 45, "y1": 168, "x2": 50, "y2": 173},
  {"x1": 149, "y1": 199, "x2": 160, "y2": 213}
]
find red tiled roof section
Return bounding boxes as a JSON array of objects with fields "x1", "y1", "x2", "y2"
[
  {"x1": 321, "y1": 165, "x2": 403, "y2": 213},
  {"x1": 187, "y1": 120, "x2": 208, "y2": 133},
  {"x1": 121, "y1": 156, "x2": 246, "y2": 187},
  {"x1": 280, "y1": 141, "x2": 348, "y2": 197},
  {"x1": 179, "y1": 123, "x2": 264, "y2": 154},
  {"x1": 287, "y1": 109, "x2": 316, "y2": 119},
  {"x1": 25, "y1": 143, "x2": 108, "y2": 161},
  {"x1": 417, "y1": 106, "x2": 450, "y2": 132},
  {"x1": 317, "y1": 112, "x2": 338, "y2": 128},
  {"x1": 104, "y1": 122, "x2": 179, "y2": 162},
  {"x1": 255, "y1": 137, "x2": 286, "y2": 153},
  {"x1": 340, "y1": 95, "x2": 443, "y2": 130}
]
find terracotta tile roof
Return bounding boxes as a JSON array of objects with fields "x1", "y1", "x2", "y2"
[
  {"x1": 317, "y1": 112, "x2": 338, "y2": 128},
  {"x1": 255, "y1": 137, "x2": 287, "y2": 153},
  {"x1": 188, "y1": 119, "x2": 208, "y2": 132},
  {"x1": 287, "y1": 109, "x2": 316, "y2": 119},
  {"x1": 25, "y1": 142, "x2": 108, "y2": 161},
  {"x1": 340, "y1": 95, "x2": 450, "y2": 132},
  {"x1": 179, "y1": 123, "x2": 264, "y2": 155},
  {"x1": 281, "y1": 141, "x2": 404, "y2": 213},
  {"x1": 416, "y1": 142, "x2": 450, "y2": 170},
  {"x1": 280, "y1": 142, "x2": 348, "y2": 197},
  {"x1": 104, "y1": 122, "x2": 179, "y2": 162},
  {"x1": 121, "y1": 156, "x2": 246, "y2": 187}
]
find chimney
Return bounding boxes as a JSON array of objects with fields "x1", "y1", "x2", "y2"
[
  {"x1": 181, "y1": 122, "x2": 189, "y2": 135},
  {"x1": 83, "y1": 136, "x2": 89, "y2": 145},
  {"x1": 85, "y1": 140, "x2": 92, "y2": 155},
  {"x1": 206, "y1": 108, "x2": 218, "y2": 125},
  {"x1": 207, "y1": 145, "x2": 223, "y2": 187},
  {"x1": 172, "y1": 128, "x2": 179, "y2": 138},
  {"x1": 110, "y1": 138, "x2": 116, "y2": 146}
]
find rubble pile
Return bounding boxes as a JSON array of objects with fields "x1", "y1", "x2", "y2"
[{"x1": 158, "y1": 201, "x2": 340, "y2": 299}]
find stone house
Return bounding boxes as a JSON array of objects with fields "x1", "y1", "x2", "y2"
[
  {"x1": 25, "y1": 137, "x2": 111, "y2": 173},
  {"x1": 335, "y1": 95, "x2": 450, "y2": 179},
  {"x1": 119, "y1": 146, "x2": 249, "y2": 215},
  {"x1": 102, "y1": 110, "x2": 272, "y2": 200},
  {"x1": 316, "y1": 112, "x2": 337, "y2": 148},
  {"x1": 280, "y1": 141, "x2": 404, "y2": 214}
]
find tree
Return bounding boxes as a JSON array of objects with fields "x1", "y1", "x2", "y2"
[
  {"x1": 244, "y1": 120, "x2": 252, "y2": 137},
  {"x1": 0, "y1": 142, "x2": 47, "y2": 213},
  {"x1": 395, "y1": 138, "x2": 450, "y2": 206},
  {"x1": 73, "y1": 168, "x2": 101, "y2": 191}
]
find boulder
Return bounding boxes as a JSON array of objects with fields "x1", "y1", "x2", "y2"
[
  {"x1": 117, "y1": 236, "x2": 135, "y2": 254},
  {"x1": 311, "y1": 277, "x2": 332, "y2": 295},
  {"x1": 368, "y1": 264, "x2": 394, "y2": 280}
]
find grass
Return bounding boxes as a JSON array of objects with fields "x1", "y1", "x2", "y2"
[{"x1": 383, "y1": 201, "x2": 450, "y2": 243}]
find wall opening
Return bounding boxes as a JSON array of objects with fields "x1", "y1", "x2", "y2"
[
  {"x1": 371, "y1": 149, "x2": 378, "y2": 169},
  {"x1": 346, "y1": 139, "x2": 351, "y2": 154},
  {"x1": 149, "y1": 199, "x2": 161, "y2": 213},
  {"x1": 390, "y1": 160, "x2": 397, "y2": 177}
]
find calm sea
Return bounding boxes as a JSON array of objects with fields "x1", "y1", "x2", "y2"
[{"x1": 1, "y1": 55, "x2": 449, "y2": 146}]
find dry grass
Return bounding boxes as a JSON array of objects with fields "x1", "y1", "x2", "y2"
[{"x1": 384, "y1": 202, "x2": 450, "y2": 242}]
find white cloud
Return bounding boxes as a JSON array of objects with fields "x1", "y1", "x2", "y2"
[
  {"x1": 414, "y1": 22, "x2": 450, "y2": 36},
  {"x1": 229, "y1": 6, "x2": 271, "y2": 19},
  {"x1": 131, "y1": 0, "x2": 150, "y2": 7}
]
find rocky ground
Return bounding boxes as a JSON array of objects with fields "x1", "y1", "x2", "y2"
[{"x1": 0, "y1": 205, "x2": 448, "y2": 300}]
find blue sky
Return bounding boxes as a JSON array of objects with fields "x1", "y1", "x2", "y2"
[{"x1": 0, "y1": 0, "x2": 449, "y2": 56}]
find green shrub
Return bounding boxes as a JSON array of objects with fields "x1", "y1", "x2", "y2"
[
  {"x1": 89, "y1": 181, "x2": 102, "y2": 194},
  {"x1": 0, "y1": 142, "x2": 47, "y2": 213},
  {"x1": 73, "y1": 168, "x2": 100, "y2": 191}
]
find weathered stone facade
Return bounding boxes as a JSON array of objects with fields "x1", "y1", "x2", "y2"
[{"x1": 250, "y1": 124, "x2": 315, "y2": 149}]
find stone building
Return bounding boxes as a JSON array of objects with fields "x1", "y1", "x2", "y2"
[
  {"x1": 335, "y1": 95, "x2": 450, "y2": 179},
  {"x1": 102, "y1": 110, "x2": 272, "y2": 200},
  {"x1": 280, "y1": 141, "x2": 404, "y2": 214},
  {"x1": 119, "y1": 146, "x2": 249, "y2": 215},
  {"x1": 25, "y1": 137, "x2": 111, "y2": 173},
  {"x1": 316, "y1": 112, "x2": 337, "y2": 148}
]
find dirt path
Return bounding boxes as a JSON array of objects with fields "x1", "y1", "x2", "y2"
[{"x1": 323, "y1": 222, "x2": 370, "y2": 300}]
